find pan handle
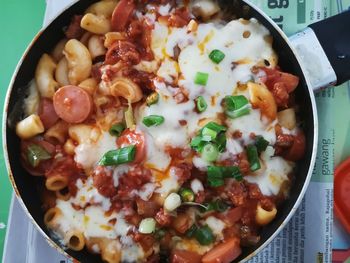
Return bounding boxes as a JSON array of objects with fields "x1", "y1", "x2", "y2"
[
  {"x1": 309, "y1": 11, "x2": 350, "y2": 86},
  {"x1": 289, "y1": 11, "x2": 350, "y2": 91}
]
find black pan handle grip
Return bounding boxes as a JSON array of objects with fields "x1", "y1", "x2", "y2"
[{"x1": 309, "y1": 11, "x2": 350, "y2": 85}]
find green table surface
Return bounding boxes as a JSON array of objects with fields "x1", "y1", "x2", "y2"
[{"x1": 0, "y1": 0, "x2": 46, "y2": 258}]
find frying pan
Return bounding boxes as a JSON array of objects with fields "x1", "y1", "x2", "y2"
[{"x1": 2, "y1": 0, "x2": 350, "y2": 262}]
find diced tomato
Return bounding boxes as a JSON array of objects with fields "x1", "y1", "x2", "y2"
[
  {"x1": 262, "y1": 67, "x2": 299, "y2": 93},
  {"x1": 171, "y1": 213, "x2": 192, "y2": 234},
  {"x1": 38, "y1": 98, "x2": 59, "y2": 129},
  {"x1": 111, "y1": 0, "x2": 135, "y2": 32},
  {"x1": 170, "y1": 163, "x2": 192, "y2": 184},
  {"x1": 105, "y1": 40, "x2": 140, "y2": 65},
  {"x1": 202, "y1": 238, "x2": 242, "y2": 263},
  {"x1": 136, "y1": 198, "x2": 160, "y2": 217},
  {"x1": 167, "y1": 7, "x2": 191, "y2": 27},
  {"x1": 155, "y1": 208, "x2": 172, "y2": 226},
  {"x1": 92, "y1": 166, "x2": 117, "y2": 197},
  {"x1": 134, "y1": 233, "x2": 156, "y2": 255},
  {"x1": 171, "y1": 250, "x2": 202, "y2": 263},
  {"x1": 283, "y1": 132, "x2": 306, "y2": 161},
  {"x1": 218, "y1": 207, "x2": 243, "y2": 226},
  {"x1": 117, "y1": 129, "x2": 145, "y2": 163},
  {"x1": 117, "y1": 166, "x2": 152, "y2": 198}
]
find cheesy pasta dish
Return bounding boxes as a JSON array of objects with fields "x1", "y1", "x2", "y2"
[{"x1": 16, "y1": 0, "x2": 306, "y2": 262}]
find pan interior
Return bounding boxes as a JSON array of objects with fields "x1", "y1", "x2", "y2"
[{"x1": 4, "y1": 0, "x2": 315, "y2": 262}]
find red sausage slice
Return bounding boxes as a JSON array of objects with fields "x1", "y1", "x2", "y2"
[
  {"x1": 38, "y1": 98, "x2": 59, "y2": 129},
  {"x1": 111, "y1": 0, "x2": 135, "y2": 32},
  {"x1": 53, "y1": 85, "x2": 93, "y2": 124}
]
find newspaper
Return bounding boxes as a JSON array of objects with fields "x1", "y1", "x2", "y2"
[{"x1": 3, "y1": 0, "x2": 350, "y2": 262}]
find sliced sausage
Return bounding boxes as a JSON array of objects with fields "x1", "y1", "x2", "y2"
[
  {"x1": 38, "y1": 98, "x2": 59, "y2": 129},
  {"x1": 111, "y1": 0, "x2": 135, "y2": 32},
  {"x1": 202, "y1": 238, "x2": 242, "y2": 263},
  {"x1": 53, "y1": 85, "x2": 93, "y2": 124}
]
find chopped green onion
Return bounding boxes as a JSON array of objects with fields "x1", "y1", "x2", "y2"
[
  {"x1": 202, "y1": 122, "x2": 227, "y2": 134},
  {"x1": 246, "y1": 145, "x2": 261, "y2": 172},
  {"x1": 179, "y1": 188, "x2": 195, "y2": 202},
  {"x1": 154, "y1": 229, "x2": 166, "y2": 240},
  {"x1": 224, "y1": 95, "x2": 250, "y2": 119},
  {"x1": 191, "y1": 122, "x2": 227, "y2": 154},
  {"x1": 207, "y1": 166, "x2": 242, "y2": 187},
  {"x1": 190, "y1": 136, "x2": 207, "y2": 152},
  {"x1": 209, "y1": 49, "x2": 225, "y2": 64},
  {"x1": 255, "y1": 136, "x2": 269, "y2": 153},
  {"x1": 206, "y1": 199, "x2": 229, "y2": 212},
  {"x1": 99, "y1": 145, "x2": 136, "y2": 166},
  {"x1": 195, "y1": 225, "x2": 215, "y2": 245},
  {"x1": 202, "y1": 127, "x2": 218, "y2": 141},
  {"x1": 142, "y1": 115, "x2": 165, "y2": 127},
  {"x1": 201, "y1": 143, "x2": 219, "y2": 162},
  {"x1": 146, "y1": 92, "x2": 159, "y2": 106},
  {"x1": 194, "y1": 72, "x2": 209, "y2": 86},
  {"x1": 109, "y1": 123, "x2": 125, "y2": 137},
  {"x1": 195, "y1": 96, "x2": 207, "y2": 112},
  {"x1": 125, "y1": 102, "x2": 135, "y2": 129},
  {"x1": 138, "y1": 218, "x2": 156, "y2": 234},
  {"x1": 186, "y1": 224, "x2": 198, "y2": 238},
  {"x1": 214, "y1": 133, "x2": 227, "y2": 153},
  {"x1": 26, "y1": 144, "x2": 52, "y2": 167}
]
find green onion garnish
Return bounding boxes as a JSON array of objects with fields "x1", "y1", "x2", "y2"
[
  {"x1": 195, "y1": 225, "x2": 215, "y2": 245},
  {"x1": 209, "y1": 49, "x2": 225, "y2": 64},
  {"x1": 99, "y1": 145, "x2": 136, "y2": 166},
  {"x1": 224, "y1": 95, "x2": 250, "y2": 119},
  {"x1": 154, "y1": 229, "x2": 166, "y2": 240},
  {"x1": 146, "y1": 92, "x2": 159, "y2": 106},
  {"x1": 206, "y1": 199, "x2": 229, "y2": 212},
  {"x1": 202, "y1": 122, "x2": 227, "y2": 133},
  {"x1": 255, "y1": 136, "x2": 269, "y2": 153},
  {"x1": 194, "y1": 72, "x2": 209, "y2": 86},
  {"x1": 195, "y1": 96, "x2": 207, "y2": 112},
  {"x1": 186, "y1": 224, "x2": 198, "y2": 238},
  {"x1": 201, "y1": 143, "x2": 219, "y2": 162},
  {"x1": 142, "y1": 115, "x2": 165, "y2": 127},
  {"x1": 202, "y1": 127, "x2": 218, "y2": 141},
  {"x1": 190, "y1": 136, "x2": 207, "y2": 152},
  {"x1": 246, "y1": 145, "x2": 261, "y2": 172},
  {"x1": 179, "y1": 188, "x2": 195, "y2": 202},
  {"x1": 190, "y1": 122, "x2": 227, "y2": 153},
  {"x1": 109, "y1": 123, "x2": 125, "y2": 137},
  {"x1": 27, "y1": 144, "x2": 52, "y2": 167},
  {"x1": 207, "y1": 166, "x2": 242, "y2": 187},
  {"x1": 214, "y1": 133, "x2": 227, "y2": 153}
]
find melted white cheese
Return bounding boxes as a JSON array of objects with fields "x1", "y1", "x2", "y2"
[
  {"x1": 227, "y1": 109, "x2": 277, "y2": 145},
  {"x1": 112, "y1": 164, "x2": 130, "y2": 188},
  {"x1": 55, "y1": 200, "x2": 84, "y2": 236},
  {"x1": 74, "y1": 131, "x2": 117, "y2": 170},
  {"x1": 155, "y1": 167, "x2": 180, "y2": 198},
  {"x1": 191, "y1": 179, "x2": 204, "y2": 194},
  {"x1": 137, "y1": 95, "x2": 190, "y2": 149},
  {"x1": 142, "y1": 129, "x2": 172, "y2": 172},
  {"x1": 70, "y1": 178, "x2": 111, "y2": 211},
  {"x1": 84, "y1": 206, "x2": 116, "y2": 239},
  {"x1": 205, "y1": 216, "x2": 226, "y2": 237},
  {"x1": 245, "y1": 146, "x2": 294, "y2": 196}
]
